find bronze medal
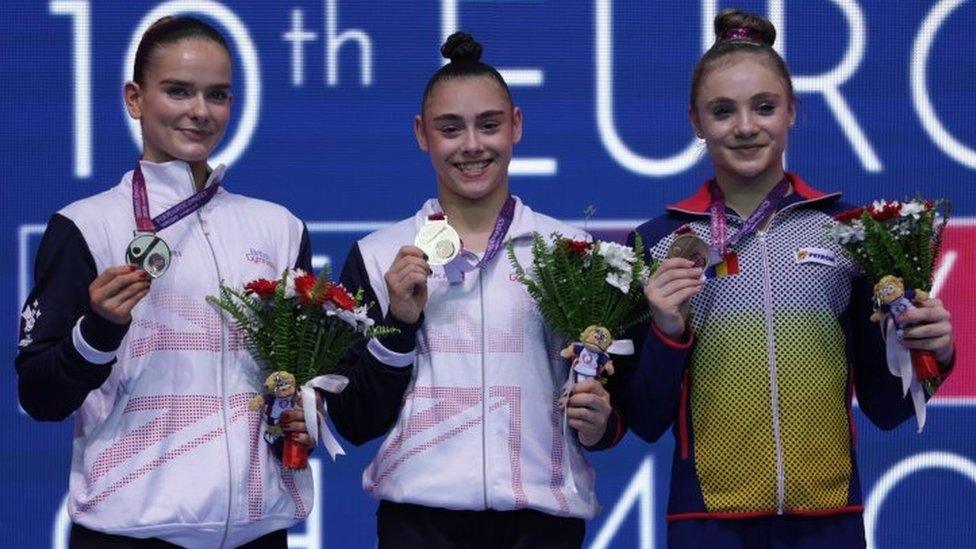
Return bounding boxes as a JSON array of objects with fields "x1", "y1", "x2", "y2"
[{"x1": 667, "y1": 233, "x2": 710, "y2": 269}]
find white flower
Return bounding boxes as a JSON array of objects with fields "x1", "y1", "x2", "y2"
[
  {"x1": 596, "y1": 241, "x2": 636, "y2": 272},
  {"x1": 544, "y1": 233, "x2": 561, "y2": 251},
  {"x1": 282, "y1": 276, "x2": 297, "y2": 299},
  {"x1": 280, "y1": 268, "x2": 307, "y2": 300},
  {"x1": 605, "y1": 271, "x2": 633, "y2": 294},
  {"x1": 829, "y1": 221, "x2": 865, "y2": 244},
  {"x1": 328, "y1": 304, "x2": 374, "y2": 334},
  {"x1": 900, "y1": 201, "x2": 925, "y2": 220},
  {"x1": 637, "y1": 265, "x2": 652, "y2": 286}
]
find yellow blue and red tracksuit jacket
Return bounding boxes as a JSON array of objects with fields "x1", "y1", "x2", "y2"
[{"x1": 621, "y1": 173, "x2": 942, "y2": 522}]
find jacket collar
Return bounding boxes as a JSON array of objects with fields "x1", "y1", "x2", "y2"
[
  {"x1": 127, "y1": 160, "x2": 226, "y2": 206},
  {"x1": 666, "y1": 172, "x2": 840, "y2": 216},
  {"x1": 414, "y1": 195, "x2": 537, "y2": 240}
]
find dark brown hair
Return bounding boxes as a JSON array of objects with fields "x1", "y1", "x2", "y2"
[
  {"x1": 133, "y1": 16, "x2": 231, "y2": 84},
  {"x1": 420, "y1": 32, "x2": 513, "y2": 114}
]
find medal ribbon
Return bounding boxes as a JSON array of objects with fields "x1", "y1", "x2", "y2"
[
  {"x1": 707, "y1": 177, "x2": 790, "y2": 259},
  {"x1": 132, "y1": 163, "x2": 220, "y2": 233},
  {"x1": 435, "y1": 195, "x2": 516, "y2": 284}
]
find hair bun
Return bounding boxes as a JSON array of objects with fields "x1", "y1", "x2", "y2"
[
  {"x1": 440, "y1": 32, "x2": 483, "y2": 64},
  {"x1": 714, "y1": 9, "x2": 776, "y2": 47}
]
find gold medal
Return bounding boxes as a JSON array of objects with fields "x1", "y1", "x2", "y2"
[
  {"x1": 415, "y1": 217, "x2": 461, "y2": 266},
  {"x1": 126, "y1": 233, "x2": 171, "y2": 278},
  {"x1": 667, "y1": 233, "x2": 710, "y2": 269}
]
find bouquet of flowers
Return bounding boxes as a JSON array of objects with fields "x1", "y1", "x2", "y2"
[
  {"x1": 507, "y1": 233, "x2": 654, "y2": 390},
  {"x1": 829, "y1": 198, "x2": 951, "y2": 429},
  {"x1": 208, "y1": 267, "x2": 393, "y2": 468}
]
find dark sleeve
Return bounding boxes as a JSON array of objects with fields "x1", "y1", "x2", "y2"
[
  {"x1": 621, "y1": 320, "x2": 694, "y2": 443},
  {"x1": 15, "y1": 214, "x2": 129, "y2": 421},
  {"x1": 847, "y1": 274, "x2": 924, "y2": 430},
  {"x1": 323, "y1": 242, "x2": 419, "y2": 446},
  {"x1": 294, "y1": 223, "x2": 313, "y2": 272},
  {"x1": 581, "y1": 385, "x2": 626, "y2": 451},
  {"x1": 612, "y1": 230, "x2": 695, "y2": 443}
]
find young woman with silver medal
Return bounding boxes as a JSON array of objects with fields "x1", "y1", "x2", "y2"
[{"x1": 16, "y1": 16, "x2": 321, "y2": 548}]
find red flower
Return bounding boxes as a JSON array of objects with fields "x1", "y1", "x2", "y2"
[
  {"x1": 245, "y1": 278, "x2": 278, "y2": 299},
  {"x1": 834, "y1": 207, "x2": 865, "y2": 223},
  {"x1": 325, "y1": 284, "x2": 356, "y2": 311},
  {"x1": 869, "y1": 201, "x2": 901, "y2": 222},
  {"x1": 562, "y1": 239, "x2": 593, "y2": 257},
  {"x1": 293, "y1": 274, "x2": 323, "y2": 306}
]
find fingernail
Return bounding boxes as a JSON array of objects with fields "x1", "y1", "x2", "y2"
[
  {"x1": 422, "y1": 253, "x2": 429, "y2": 261},
  {"x1": 139, "y1": 271, "x2": 148, "y2": 279},
  {"x1": 128, "y1": 264, "x2": 137, "y2": 272}
]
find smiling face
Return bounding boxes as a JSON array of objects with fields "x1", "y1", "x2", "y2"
[
  {"x1": 414, "y1": 76, "x2": 522, "y2": 205},
  {"x1": 124, "y1": 38, "x2": 232, "y2": 167},
  {"x1": 691, "y1": 52, "x2": 795, "y2": 189}
]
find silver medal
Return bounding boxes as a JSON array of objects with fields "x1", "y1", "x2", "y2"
[{"x1": 126, "y1": 233, "x2": 171, "y2": 278}]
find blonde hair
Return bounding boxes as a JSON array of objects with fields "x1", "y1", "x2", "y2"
[{"x1": 264, "y1": 371, "x2": 296, "y2": 392}]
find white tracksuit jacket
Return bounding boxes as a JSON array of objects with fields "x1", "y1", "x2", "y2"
[
  {"x1": 340, "y1": 197, "x2": 620, "y2": 519},
  {"x1": 16, "y1": 160, "x2": 313, "y2": 547}
]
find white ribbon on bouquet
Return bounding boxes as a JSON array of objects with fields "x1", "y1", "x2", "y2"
[
  {"x1": 302, "y1": 374, "x2": 350, "y2": 460},
  {"x1": 882, "y1": 317, "x2": 926, "y2": 433}
]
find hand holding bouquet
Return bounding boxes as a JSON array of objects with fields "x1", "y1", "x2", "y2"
[
  {"x1": 208, "y1": 268, "x2": 393, "y2": 468},
  {"x1": 829, "y1": 198, "x2": 951, "y2": 430}
]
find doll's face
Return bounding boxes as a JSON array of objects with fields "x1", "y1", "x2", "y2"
[
  {"x1": 876, "y1": 281, "x2": 904, "y2": 305},
  {"x1": 273, "y1": 376, "x2": 296, "y2": 398},
  {"x1": 582, "y1": 326, "x2": 612, "y2": 352}
]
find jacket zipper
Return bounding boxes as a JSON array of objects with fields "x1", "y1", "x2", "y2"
[
  {"x1": 479, "y1": 272, "x2": 490, "y2": 509},
  {"x1": 678, "y1": 370, "x2": 691, "y2": 460},
  {"x1": 758, "y1": 229, "x2": 786, "y2": 514},
  {"x1": 195, "y1": 196, "x2": 233, "y2": 548}
]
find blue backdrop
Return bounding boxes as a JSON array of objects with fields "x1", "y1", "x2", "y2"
[{"x1": 2, "y1": 1, "x2": 975, "y2": 547}]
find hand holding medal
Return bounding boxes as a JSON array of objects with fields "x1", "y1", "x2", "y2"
[
  {"x1": 89, "y1": 265, "x2": 151, "y2": 325},
  {"x1": 643, "y1": 230, "x2": 710, "y2": 339},
  {"x1": 384, "y1": 246, "x2": 431, "y2": 324},
  {"x1": 643, "y1": 256, "x2": 704, "y2": 340}
]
